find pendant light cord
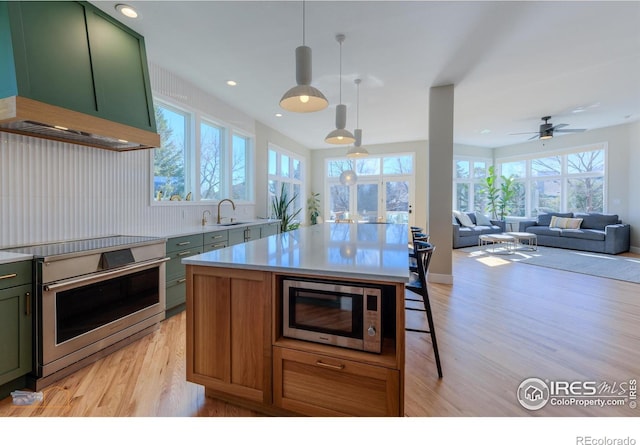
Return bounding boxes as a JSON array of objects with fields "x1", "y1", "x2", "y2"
[
  {"x1": 339, "y1": 40, "x2": 343, "y2": 103},
  {"x1": 302, "y1": 0, "x2": 305, "y2": 46},
  {"x1": 356, "y1": 80, "x2": 359, "y2": 127}
]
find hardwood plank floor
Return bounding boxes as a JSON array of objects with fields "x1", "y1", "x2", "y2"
[{"x1": 1, "y1": 249, "x2": 638, "y2": 418}]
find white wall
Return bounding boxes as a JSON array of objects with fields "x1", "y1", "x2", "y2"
[
  {"x1": 627, "y1": 121, "x2": 640, "y2": 252},
  {"x1": 0, "y1": 64, "x2": 307, "y2": 247}
]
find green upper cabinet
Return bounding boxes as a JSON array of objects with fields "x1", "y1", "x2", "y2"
[{"x1": 1, "y1": 1, "x2": 156, "y2": 133}]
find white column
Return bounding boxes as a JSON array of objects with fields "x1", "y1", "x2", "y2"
[{"x1": 427, "y1": 84, "x2": 454, "y2": 284}]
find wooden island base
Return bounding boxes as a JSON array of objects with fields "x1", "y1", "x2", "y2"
[{"x1": 186, "y1": 265, "x2": 406, "y2": 417}]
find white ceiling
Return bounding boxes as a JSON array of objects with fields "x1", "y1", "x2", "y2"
[{"x1": 91, "y1": 0, "x2": 640, "y2": 149}]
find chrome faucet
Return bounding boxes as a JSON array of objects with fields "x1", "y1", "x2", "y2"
[
  {"x1": 201, "y1": 210, "x2": 211, "y2": 226},
  {"x1": 217, "y1": 199, "x2": 236, "y2": 224}
]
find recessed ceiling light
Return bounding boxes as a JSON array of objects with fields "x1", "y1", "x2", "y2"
[
  {"x1": 115, "y1": 4, "x2": 139, "y2": 19},
  {"x1": 275, "y1": 113, "x2": 283, "y2": 118},
  {"x1": 480, "y1": 129, "x2": 491, "y2": 134},
  {"x1": 226, "y1": 80, "x2": 237, "y2": 86}
]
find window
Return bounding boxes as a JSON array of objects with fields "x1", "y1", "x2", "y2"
[
  {"x1": 268, "y1": 144, "x2": 304, "y2": 224},
  {"x1": 152, "y1": 100, "x2": 254, "y2": 203},
  {"x1": 325, "y1": 154, "x2": 414, "y2": 223},
  {"x1": 497, "y1": 144, "x2": 606, "y2": 217},
  {"x1": 453, "y1": 158, "x2": 490, "y2": 213}
]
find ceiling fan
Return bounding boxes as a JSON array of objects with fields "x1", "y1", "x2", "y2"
[{"x1": 511, "y1": 116, "x2": 587, "y2": 140}]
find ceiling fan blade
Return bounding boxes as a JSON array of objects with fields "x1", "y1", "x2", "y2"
[
  {"x1": 509, "y1": 131, "x2": 539, "y2": 135},
  {"x1": 555, "y1": 128, "x2": 586, "y2": 133},
  {"x1": 551, "y1": 123, "x2": 569, "y2": 130},
  {"x1": 528, "y1": 134, "x2": 540, "y2": 140}
]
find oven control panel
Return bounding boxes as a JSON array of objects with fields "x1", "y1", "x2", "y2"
[{"x1": 363, "y1": 288, "x2": 382, "y2": 353}]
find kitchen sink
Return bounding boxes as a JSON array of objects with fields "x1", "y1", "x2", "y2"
[{"x1": 215, "y1": 221, "x2": 248, "y2": 226}]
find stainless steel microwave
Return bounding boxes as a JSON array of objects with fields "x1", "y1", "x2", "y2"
[{"x1": 282, "y1": 278, "x2": 383, "y2": 353}]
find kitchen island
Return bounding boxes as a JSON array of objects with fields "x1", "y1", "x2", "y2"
[{"x1": 182, "y1": 223, "x2": 409, "y2": 416}]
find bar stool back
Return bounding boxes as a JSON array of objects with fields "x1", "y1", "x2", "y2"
[{"x1": 405, "y1": 240, "x2": 443, "y2": 378}]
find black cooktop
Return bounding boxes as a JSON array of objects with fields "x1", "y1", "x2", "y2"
[{"x1": 4, "y1": 235, "x2": 164, "y2": 259}]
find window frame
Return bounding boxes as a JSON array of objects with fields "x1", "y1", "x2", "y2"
[
  {"x1": 267, "y1": 143, "x2": 305, "y2": 224},
  {"x1": 150, "y1": 98, "x2": 255, "y2": 205}
]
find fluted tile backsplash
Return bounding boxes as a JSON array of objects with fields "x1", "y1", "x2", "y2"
[{"x1": 0, "y1": 133, "x2": 251, "y2": 247}]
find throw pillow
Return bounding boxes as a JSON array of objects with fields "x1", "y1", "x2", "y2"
[
  {"x1": 453, "y1": 210, "x2": 475, "y2": 228},
  {"x1": 549, "y1": 216, "x2": 583, "y2": 229},
  {"x1": 474, "y1": 212, "x2": 492, "y2": 226}
]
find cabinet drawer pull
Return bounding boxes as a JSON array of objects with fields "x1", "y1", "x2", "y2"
[
  {"x1": 25, "y1": 292, "x2": 31, "y2": 316},
  {"x1": 0, "y1": 273, "x2": 17, "y2": 280},
  {"x1": 177, "y1": 278, "x2": 187, "y2": 284},
  {"x1": 212, "y1": 235, "x2": 223, "y2": 239},
  {"x1": 177, "y1": 251, "x2": 192, "y2": 256},
  {"x1": 315, "y1": 360, "x2": 345, "y2": 371},
  {"x1": 176, "y1": 241, "x2": 191, "y2": 246},
  {"x1": 212, "y1": 243, "x2": 225, "y2": 248}
]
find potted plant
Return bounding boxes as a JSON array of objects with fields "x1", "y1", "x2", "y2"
[
  {"x1": 307, "y1": 192, "x2": 321, "y2": 225},
  {"x1": 272, "y1": 183, "x2": 301, "y2": 232},
  {"x1": 483, "y1": 165, "x2": 516, "y2": 220}
]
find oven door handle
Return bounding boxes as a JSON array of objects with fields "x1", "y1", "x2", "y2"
[{"x1": 44, "y1": 257, "x2": 170, "y2": 292}]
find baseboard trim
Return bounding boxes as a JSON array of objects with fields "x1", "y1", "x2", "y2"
[
  {"x1": 630, "y1": 246, "x2": 640, "y2": 254},
  {"x1": 428, "y1": 273, "x2": 453, "y2": 284}
]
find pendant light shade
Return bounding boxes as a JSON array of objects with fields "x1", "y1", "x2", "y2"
[
  {"x1": 279, "y1": 1, "x2": 328, "y2": 113},
  {"x1": 347, "y1": 79, "x2": 369, "y2": 158},
  {"x1": 325, "y1": 34, "x2": 355, "y2": 145}
]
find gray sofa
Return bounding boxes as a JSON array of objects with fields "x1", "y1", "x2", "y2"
[
  {"x1": 453, "y1": 212, "x2": 506, "y2": 248},
  {"x1": 518, "y1": 212, "x2": 630, "y2": 254}
]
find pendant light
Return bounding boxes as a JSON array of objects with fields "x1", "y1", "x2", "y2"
[
  {"x1": 347, "y1": 78, "x2": 369, "y2": 158},
  {"x1": 279, "y1": 1, "x2": 328, "y2": 113},
  {"x1": 325, "y1": 34, "x2": 355, "y2": 145}
]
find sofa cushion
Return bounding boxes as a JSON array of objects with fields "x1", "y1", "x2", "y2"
[
  {"x1": 526, "y1": 226, "x2": 562, "y2": 236},
  {"x1": 574, "y1": 213, "x2": 620, "y2": 230},
  {"x1": 559, "y1": 229, "x2": 606, "y2": 241},
  {"x1": 549, "y1": 216, "x2": 583, "y2": 229},
  {"x1": 536, "y1": 212, "x2": 573, "y2": 226},
  {"x1": 474, "y1": 212, "x2": 492, "y2": 226},
  {"x1": 453, "y1": 210, "x2": 475, "y2": 227}
]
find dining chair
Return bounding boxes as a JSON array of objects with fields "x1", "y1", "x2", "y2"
[{"x1": 406, "y1": 240, "x2": 443, "y2": 378}]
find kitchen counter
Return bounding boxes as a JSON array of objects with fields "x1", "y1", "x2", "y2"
[
  {"x1": 184, "y1": 222, "x2": 409, "y2": 416},
  {"x1": 0, "y1": 251, "x2": 33, "y2": 264},
  {"x1": 182, "y1": 223, "x2": 409, "y2": 283},
  {"x1": 138, "y1": 219, "x2": 280, "y2": 239}
]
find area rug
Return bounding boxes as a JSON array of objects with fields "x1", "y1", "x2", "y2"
[{"x1": 460, "y1": 245, "x2": 640, "y2": 284}]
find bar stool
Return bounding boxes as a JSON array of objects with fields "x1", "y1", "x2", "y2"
[
  {"x1": 409, "y1": 227, "x2": 429, "y2": 272},
  {"x1": 406, "y1": 241, "x2": 443, "y2": 378}
]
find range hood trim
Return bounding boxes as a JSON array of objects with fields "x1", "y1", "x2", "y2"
[{"x1": 0, "y1": 96, "x2": 160, "y2": 151}]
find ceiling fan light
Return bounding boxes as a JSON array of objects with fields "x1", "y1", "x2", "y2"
[{"x1": 540, "y1": 134, "x2": 553, "y2": 140}]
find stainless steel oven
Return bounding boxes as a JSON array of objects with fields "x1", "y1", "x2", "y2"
[
  {"x1": 282, "y1": 277, "x2": 383, "y2": 353},
  {"x1": 7, "y1": 236, "x2": 168, "y2": 389}
]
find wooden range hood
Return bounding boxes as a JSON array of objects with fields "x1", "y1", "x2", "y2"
[{"x1": 0, "y1": 96, "x2": 160, "y2": 151}]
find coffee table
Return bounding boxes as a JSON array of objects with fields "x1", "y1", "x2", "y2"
[
  {"x1": 478, "y1": 233, "x2": 516, "y2": 254},
  {"x1": 505, "y1": 232, "x2": 538, "y2": 251}
]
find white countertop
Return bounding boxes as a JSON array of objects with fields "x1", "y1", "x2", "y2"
[
  {"x1": 182, "y1": 223, "x2": 410, "y2": 283},
  {"x1": 135, "y1": 219, "x2": 280, "y2": 239},
  {"x1": 0, "y1": 251, "x2": 33, "y2": 265}
]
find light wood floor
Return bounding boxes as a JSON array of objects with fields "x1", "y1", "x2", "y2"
[{"x1": 1, "y1": 249, "x2": 639, "y2": 417}]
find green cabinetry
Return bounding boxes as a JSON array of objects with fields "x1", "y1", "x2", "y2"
[
  {"x1": 203, "y1": 230, "x2": 228, "y2": 252},
  {"x1": 165, "y1": 234, "x2": 202, "y2": 317},
  {"x1": 0, "y1": 260, "x2": 32, "y2": 399},
  {"x1": 260, "y1": 222, "x2": 280, "y2": 238},
  {"x1": 1, "y1": 1, "x2": 156, "y2": 133}
]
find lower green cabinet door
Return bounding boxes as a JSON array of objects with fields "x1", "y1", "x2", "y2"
[{"x1": 0, "y1": 284, "x2": 32, "y2": 385}]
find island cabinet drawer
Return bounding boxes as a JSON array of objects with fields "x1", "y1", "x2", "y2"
[
  {"x1": 166, "y1": 234, "x2": 203, "y2": 253},
  {"x1": 273, "y1": 346, "x2": 400, "y2": 417}
]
